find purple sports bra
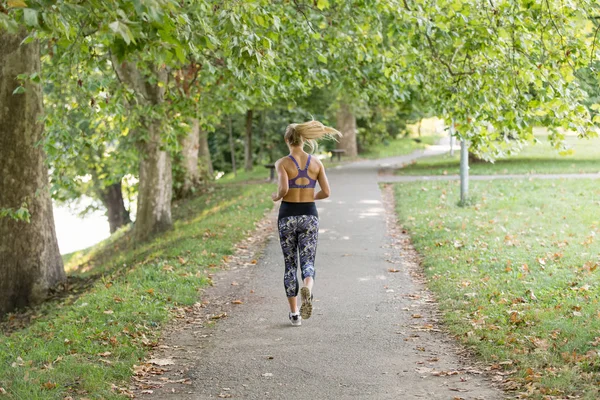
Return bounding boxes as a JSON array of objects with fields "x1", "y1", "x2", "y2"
[{"x1": 288, "y1": 154, "x2": 317, "y2": 189}]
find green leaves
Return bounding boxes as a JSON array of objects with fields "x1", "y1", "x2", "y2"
[
  {"x1": 316, "y1": 0, "x2": 330, "y2": 10},
  {"x1": 108, "y1": 21, "x2": 136, "y2": 45},
  {"x1": 0, "y1": 202, "x2": 31, "y2": 223},
  {"x1": 22, "y1": 8, "x2": 38, "y2": 27}
]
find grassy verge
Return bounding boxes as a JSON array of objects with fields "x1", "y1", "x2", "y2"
[
  {"x1": 0, "y1": 183, "x2": 274, "y2": 399},
  {"x1": 396, "y1": 135, "x2": 600, "y2": 176},
  {"x1": 393, "y1": 179, "x2": 600, "y2": 399},
  {"x1": 215, "y1": 167, "x2": 272, "y2": 184},
  {"x1": 361, "y1": 135, "x2": 439, "y2": 159}
]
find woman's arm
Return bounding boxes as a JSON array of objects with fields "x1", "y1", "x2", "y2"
[
  {"x1": 271, "y1": 159, "x2": 289, "y2": 202},
  {"x1": 314, "y1": 162, "x2": 330, "y2": 200}
]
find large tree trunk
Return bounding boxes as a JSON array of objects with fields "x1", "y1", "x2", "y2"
[
  {"x1": 99, "y1": 181, "x2": 131, "y2": 234},
  {"x1": 0, "y1": 30, "x2": 65, "y2": 314},
  {"x1": 336, "y1": 102, "x2": 358, "y2": 157},
  {"x1": 197, "y1": 120, "x2": 213, "y2": 177},
  {"x1": 178, "y1": 118, "x2": 201, "y2": 197},
  {"x1": 244, "y1": 109, "x2": 253, "y2": 172},
  {"x1": 135, "y1": 122, "x2": 173, "y2": 240},
  {"x1": 228, "y1": 116, "x2": 237, "y2": 176},
  {"x1": 111, "y1": 57, "x2": 172, "y2": 241}
]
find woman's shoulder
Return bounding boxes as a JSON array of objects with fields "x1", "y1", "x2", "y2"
[{"x1": 310, "y1": 154, "x2": 324, "y2": 167}]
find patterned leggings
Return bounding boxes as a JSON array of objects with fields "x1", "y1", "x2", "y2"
[{"x1": 278, "y1": 215, "x2": 319, "y2": 297}]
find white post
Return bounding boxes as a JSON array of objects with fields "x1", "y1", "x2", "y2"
[{"x1": 460, "y1": 138, "x2": 469, "y2": 204}]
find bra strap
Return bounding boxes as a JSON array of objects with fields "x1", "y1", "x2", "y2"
[
  {"x1": 288, "y1": 155, "x2": 301, "y2": 170},
  {"x1": 304, "y1": 154, "x2": 312, "y2": 170}
]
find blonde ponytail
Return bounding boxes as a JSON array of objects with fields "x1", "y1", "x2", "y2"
[{"x1": 284, "y1": 120, "x2": 342, "y2": 152}]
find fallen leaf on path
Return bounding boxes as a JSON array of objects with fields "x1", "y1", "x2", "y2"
[
  {"x1": 262, "y1": 373, "x2": 273, "y2": 377},
  {"x1": 231, "y1": 281, "x2": 239, "y2": 286},
  {"x1": 218, "y1": 394, "x2": 232, "y2": 398},
  {"x1": 411, "y1": 314, "x2": 423, "y2": 318},
  {"x1": 141, "y1": 390, "x2": 154, "y2": 394},
  {"x1": 211, "y1": 313, "x2": 227, "y2": 320},
  {"x1": 449, "y1": 388, "x2": 468, "y2": 392},
  {"x1": 432, "y1": 370, "x2": 460, "y2": 376},
  {"x1": 388, "y1": 268, "x2": 400, "y2": 273},
  {"x1": 231, "y1": 300, "x2": 243, "y2": 305},
  {"x1": 148, "y1": 358, "x2": 174, "y2": 366}
]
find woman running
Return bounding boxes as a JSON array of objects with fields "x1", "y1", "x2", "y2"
[{"x1": 271, "y1": 120, "x2": 342, "y2": 326}]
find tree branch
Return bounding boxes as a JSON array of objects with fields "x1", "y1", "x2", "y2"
[
  {"x1": 424, "y1": 32, "x2": 475, "y2": 78},
  {"x1": 292, "y1": 0, "x2": 317, "y2": 34}
]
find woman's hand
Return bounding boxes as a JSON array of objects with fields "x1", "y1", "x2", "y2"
[{"x1": 271, "y1": 192, "x2": 281, "y2": 202}]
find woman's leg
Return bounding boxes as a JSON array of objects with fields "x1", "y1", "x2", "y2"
[
  {"x1": 298, "y1": 215, "x2": 319, "y2": 285},
  {"x1": 298, "y1": 215, "x2": 318, "y2": 319},
  {"x1": 278, "y1": 217, "x2": 299, "y2": 312}
]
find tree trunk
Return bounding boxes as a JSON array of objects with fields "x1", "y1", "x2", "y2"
[
  {"x1": 336, "y1": 102, "x2": 358, "y2": 157},
  {"x1": 99, "y1": 181, "x2": 131, "y2": 234},
  {"x1": 111, "y1": 57, "x2": 173, "y2": 241},
  {"x1": 135, "y1": 122, "x2": 173, "y2": 240},
  {"x1": 257, "y1": 111, "x2": 265, "y2": 165},
  {"x1": 244, "y1": 109, "x2": 253, "y2": 172},
  {"x1": 228, "y1": 116, "x2": 237, "y2": 176},
  {"x1": 179, "y1": 118, "x2": 201, "y2": 197},
  {"x1": 197, "y1": 119, "x2": 213, "y2": 177},
  {"x1": 0, "y1": 30, "x2": 65, "y2": 314}
]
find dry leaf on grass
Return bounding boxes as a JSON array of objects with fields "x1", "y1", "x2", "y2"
[{"x1": 42, "y1": 382, "x2": 57, "y2": 390}]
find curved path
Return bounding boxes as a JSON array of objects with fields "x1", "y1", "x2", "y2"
[{"x1": 137, "y1": 148, "x2": 506, "y2": 399}]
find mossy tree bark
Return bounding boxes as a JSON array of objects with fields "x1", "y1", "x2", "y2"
[
  {"x1": 178, "y1": 118, "x2": 201, "y2": 197},
  {"x1": 111, "y1": 58, "x2": 172, "y2": 241},
  {"x1": 197, "y1": 120, "x2": 213, "y2": 177},
  {"x1": 0, "y1": 30, "x2": 65, "y2": 314}
]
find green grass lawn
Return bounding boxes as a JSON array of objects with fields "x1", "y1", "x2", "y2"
[
  {"x1": 361, "y1": 135, "x2": 439, "y2": 159},
  {"x1": 396, "y1": 135, "x2": 600, "y2": 176},
  {"x1": 215, "y1": 166, "x2": 272, "y2": 184},
  {"x1": 0, "y1": 183, "x2": 274, "y2": 399},
  {"x1": 393, "y1": 179, "x2": 600, "y2": 399}
]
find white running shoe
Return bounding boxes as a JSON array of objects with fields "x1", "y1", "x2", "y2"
[
  {"x1": 300, "y1": 287, "x2": 313, "y2": 320},
  {"x1": 289, "y1": 312, "x2": 301, "y2": 326}
]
